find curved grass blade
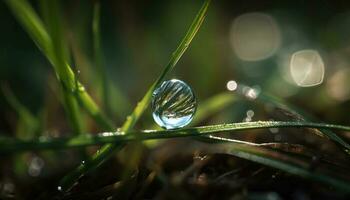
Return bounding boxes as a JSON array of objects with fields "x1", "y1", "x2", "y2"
[
  {"x1": 1, "y1": 85, "x2": 40, "y2": 138},
  {"x1": 58, "y1": 0, "x2": 212, "y2": 191},
  {"x1": 258, "y1": 92, "x2": 350, "y2": 154},
  {"x1": 223, "y1": 144, "x2": 350, "y2": 193},
  {"x1": 120, "y1": 0, "x2": 211, "y2": 131},
  {"x1": 192, "y1": 92, "x2": 236, "y2": 125},
  {"x1": 1, "y1": 121, "x2": 350, "y2": 153}
]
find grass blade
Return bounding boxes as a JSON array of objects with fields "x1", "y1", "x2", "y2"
[
  {"x1": 192, "y1": 92, "x2": 236, "y2": 125},
  {"x1": 1, "y1": 121, "x2": 350, "y2": 152},
  {"x1": 92, "y1": 1, "x2": 110, "y2": 116},
  {"x1": 4, "y1": 0, "x2": 52, "y2": 61},
  {"x1": 58, "y1": 0, "x2": 212, "y2": 191},
  {"x1": 121, "y1": 0, "x2": 211, "y2": 131},
  {"x1": 258, "y1": 92, "x2": 350, "y2": 153},
  {"x1": 224, "y1": 144, "x2": 350, "y2": 193},
  {"x1": 5, "y1": 0, "x2": 115, "y2": 132}
]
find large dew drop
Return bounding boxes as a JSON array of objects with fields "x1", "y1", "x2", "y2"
[{"x1": 151, "y1": 79, "x2": 196, "y2": 129}]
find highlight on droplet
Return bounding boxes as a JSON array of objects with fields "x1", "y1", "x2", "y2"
[
  {"x1": 290, "y1": 49, "x2": 325, "y2": 87},
  {"x1": 230, "y1": 12, "x2": 281, "y2": 61}
]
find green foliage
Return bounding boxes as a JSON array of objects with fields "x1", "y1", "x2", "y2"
[
  {"x1": 1, "y1": 121, "x2": 350, "y2": 153},
  {"x1": 3, "y1": 0, "x2": 350, "y2": 197},
  {"x1": 59, "y1": 0, "x2": 212, "y2": 191}
]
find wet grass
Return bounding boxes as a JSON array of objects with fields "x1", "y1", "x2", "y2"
[{"x1": 2, "y1": 0, "x2": 350, "y2": 199}]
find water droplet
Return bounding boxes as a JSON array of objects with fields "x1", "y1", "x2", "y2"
[
  {"x1": 226, "y1": 80, "x2": 237, "y2": 91},
  {"x1": 81, "y1": 160, "x2": 85, "y2": 165},
  {"x1": 57, "y1": 186, "x2": 62, "y2": 191},
  {"x1": 78, "y1": 85, "x2": 85, "y2": 92},
  {"x1": 246, "y1": 110, "x2": 254, "y2": 118},
  {"x1": 151, "y1": 79, "x2": 196, "y2": 129}
]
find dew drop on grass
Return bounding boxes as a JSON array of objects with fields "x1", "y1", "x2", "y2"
[{"x1": 151, "y1": 79, "x2": 196, "y2": 129}]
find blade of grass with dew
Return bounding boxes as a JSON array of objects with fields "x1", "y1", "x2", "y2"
[
  {"x1": 6, "y1": 0, "x2": 83, "y2": 134},
  {"x1": 207, "y1": 135, "x2": 350, "y2": 168},
  {"x1": 59, "y1": 0, "x2": 212, "y2": 191},
  {"x1": 147, "y1": 91, "x2": 236, "y2": 147},
  {"x1": 39, "y1": 0, "x2": 85, "y2": 135},
  {"x1": 223, "y1": 144, "x2": 350, "y2": 193},
  {"x1": 2, "y1": 121, "x2": 350, "y2": 153},
  {"x1": 179, "y1": 89, "x2": 347, "y2": 155},
  {"x1": 5, "y1": 0, "x2": 115, "y2": 132}
]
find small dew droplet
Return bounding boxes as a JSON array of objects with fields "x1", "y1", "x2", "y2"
[
  {"x1": 57, "y1": 186, "x2": 62, "y2": 191},
  {"x1": 246, "y1": 110, "x2": 254, "y2": 118},
  {"x1": 226, "y1": 80, "x2": 237, "y2": 91},
  {"x1": 151, "y1": 79, "x2": 196, "y2": 129}
]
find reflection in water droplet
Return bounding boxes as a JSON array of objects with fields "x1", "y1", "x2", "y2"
[
  {"x1": 290, "y1": 49, "x2": 325, "y2": 87},
  {"x1": 151, "y1": 79, "x2": 196, "y2": 129},
  {"x1": 226, "y1": 80, "x2": 237, "y2": 91}
]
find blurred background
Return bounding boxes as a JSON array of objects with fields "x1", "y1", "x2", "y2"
[{"x1": 1, "y1": 0, "x2": 350, "y2": 199}]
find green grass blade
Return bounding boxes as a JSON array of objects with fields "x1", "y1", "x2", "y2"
[
  {"x1": 59, "y1": 0, "x2": 212, "y2": 192},
  {"x1": 4, "y1": 0, "x2": 52, "y2": 61},
  {"x1": 92, "y1": 1, "x2": 110, "y2": 116},
  {"x1": 224, "y1": 144, "x2": 350, "y2": 192},
  {"x1": 1, "y1": 85, "x2": 40, "y2": 139},
  {"x1": 192, "y1": 92, "x2": 236, "y2": 125},
  {"x1": 39, "y1": 0, "x2": 84, "y2": 135},
  {"x1": 121, "y1": 0, "x2": 211, "y2": 131},
  {"x1": 2, "y1": 121, "x2": 350, "y2": 152},
  {"x1": 5, "y1": 0, "x2": 114, "y2": 132},
  {"x1": 257, "y1": 91, "x2": 350, "y2": 154}
]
